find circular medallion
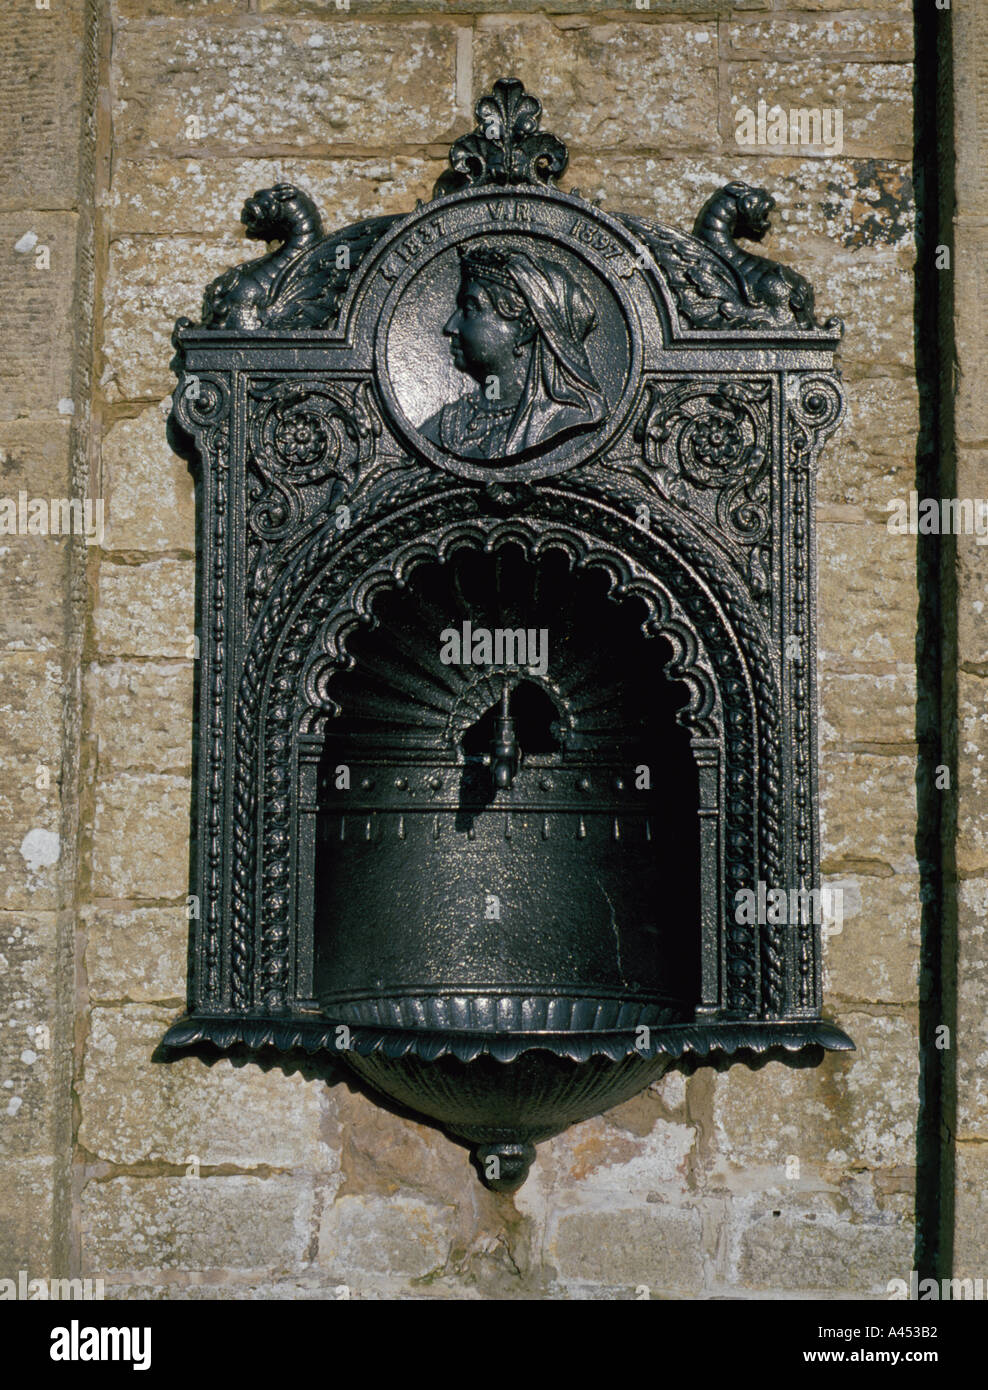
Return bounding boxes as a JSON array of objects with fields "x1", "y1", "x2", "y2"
[{"x1": 375, "y1": 202, "x2": 640, "y2": 483}]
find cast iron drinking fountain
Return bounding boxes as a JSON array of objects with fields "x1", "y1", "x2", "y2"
[{"x1": 162, "y1": 78, "x2": 852, "y2": 1192}]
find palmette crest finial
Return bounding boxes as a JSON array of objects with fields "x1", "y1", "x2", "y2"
[{"x1": 433, "y1": 77, "x2": 569, "y2": 197}]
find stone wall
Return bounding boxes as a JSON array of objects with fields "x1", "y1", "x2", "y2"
[
  {"x1": 950, "y1": 0, "x2": 988, "y2": 1283},
  {"x1": 3, "y1": 0, "x2": 977, "y2": 1299}
]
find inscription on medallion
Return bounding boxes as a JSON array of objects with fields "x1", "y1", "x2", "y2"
[
  {"x1": 380, "y1": 217, "x2": 448, "y2": 283},
  {"x1": 568, "y1": 218, "x2": 637, "y2": 276},
  {"x1": 486, "y1": 201, "x2": 549, "y2": 225}
]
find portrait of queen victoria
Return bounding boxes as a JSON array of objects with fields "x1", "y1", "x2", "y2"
[{"x1": 421, "y1": 240, "x2": 607, "y2": 462}]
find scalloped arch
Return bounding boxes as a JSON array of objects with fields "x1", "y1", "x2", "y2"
[{"x1": 295, "y1": 517, "x2": 723, "y2": 738}]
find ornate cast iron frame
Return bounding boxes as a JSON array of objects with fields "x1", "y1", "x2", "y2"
[{"x1": 163, "y1": 79, "x2": 852, "y2": 1123}]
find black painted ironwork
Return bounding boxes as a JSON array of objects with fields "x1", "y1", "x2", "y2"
[{"x1": 163, "y1": 78, "x2": 852, "y2": 1191}]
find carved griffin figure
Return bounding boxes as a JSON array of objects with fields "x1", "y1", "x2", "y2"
[
  {"x1": 199, "y1": 182, "x2": 396, "y2": 332},
  {"x1": 619, "y1": 180, "x2": 842, "y2": 334}
]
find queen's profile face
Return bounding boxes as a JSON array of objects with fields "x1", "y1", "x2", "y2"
[
  {"x1": 443, "y1": 278, "x2": 530, "y2": 383},
  {"x1": 420, "y1": 242, "x2": 607, "y2": 465}
]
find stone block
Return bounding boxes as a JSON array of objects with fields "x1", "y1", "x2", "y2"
[
  {"x1": 819, "y1": 752, "x2": 918, "y2": 877},
  {"x1": 102, "y1": 401, "x2": 195, "y2": 553},
  {"x1": 83, "y1": 905, "x2": 189, "y2": 1004},
  {"x1": 101, "y1": 236, "x2": 243, "y2": 402},
  {"x1": 551, "y1": 1203, "x2": 704, "y2": 1292},
  {"x1": 954, "y1": 1144, "x2": 988, "y2": 1278},
  {"x1": 535, "y1": 1107, "x2": 695, "y2": 1196},
  {"x1": 949, "y1": 227, "x2": 988, "y2": 446},
  {"x1": 93, "y1": 558, "x2": 194, "y2": 659},
  {"x1": 0, "y1": 1, "x2": 84, "y2": 208},
  {"x1": 710, "y1": 1008, "x2": 917, "y2": 1173},
  {"x1": 110, "y1": 157, "x2": 445, "y2": 237},
  {"x1": 91, "y1": 772, "x2": 190, "y2": 900},
  {"x1": 836, "y1": 1009, "x2": 918, "y2": 1168},
  {"x1": 0, "y1": 911, "x2": 58, "y2": 1159},
  {"x1": 331, "y1": 1083, "x2": 477, "y2": 1203},
  {"x1": 956, "y1": 674, "x2": 988, "y2": 874},
  {"x1": 112, "y1": 20, "x2": 460, "y2": 157},
  {"x1": 0, "y1": 418, "x2": 74, "y2": 499},
  {"x1": 954, "y1": 3, "x2": 988, "y2": 219},
  {"x1": 820, "y1": 669, "x2": 916, "y2": 750},
  {"x1": 818, "y1": 519, "x2": 917, "y2": 668},
  {"x1": 821, "y1": 871, "x2": 920, "y2": 1004},
  {"x1": 115, "y1": 0, "x2": 240, "y2": 16},
  {"x1": 784, "y1": 0, "x2": 909, "y2": 9},
  {"x1": 86, "y1": 661, "x2": 194, "y2": 777},
  {"x1": 809, "y1": 246, "x2": 915, "y2": 372},
  {"x1": 0, "y1": 661, "x2": 63, "y2": 907},
  {"x1": 811, "y1": 163, "x2": 914, "y2": 254},
  {"x1": 0, "y1": 420, "x2": 78, "y2": 650},
  {"x1": 0, "y1": 1157, "x2": 55, "y2": 1271},
  {"x1": 0, "y1": 536, "x2": 70, "y2": 655},
  {"x1": 955, "y1": 523, "x2": 988, "y2": 675},
  {"x1": 120, "y1": 1277, "x2": 354, "y2": 1298},
  {"x1": 81, "y1": 1174, "x2": 316, "y2": 1274},
  {"x1": 0, "y1": 417, "x2": 74, "y2": 505},
  {"x1": 727, "y1": 16, "x2": 911, "y2": 61},
  {"x1": 318, "y1": 1193, "x2": 457, "y2": 1280},
  {"x1": 728, "y1": 62, "x2": 912, "y2": 156},
  {"x1": 650, "y1": 1067, "x2": 688, "y2": 1113},
  {"x1": 0, "y1": 808, "x2": 61, "y2": 912},
  {"x1": 0, "y1": 214, "x2": 79, "y2": 420},
  {"x1": 78, "y1": 1006, "x2": 334, "y2": 1169},
  {"x1": 730, "y1": 1189, "x2": 913, "y2": 1294},
  {"x1": 102, "y1": 1275, "x2": 355, "y2": 1299},
  {"x1": 0, "y1": 652, "x2": 64, "y2": 761},
  {"x1": 955, "y1": 878, "x2": 988, "y2": 1138},
  {"x1": 820, "y1": 374, "x2": 919, "y2": 509},
  {"x1": 474, "y1": 19, "x2": 720, "y2": 153},
  {"x1": 709, "y1": 1055, "x2": 838, "y2": 1175}
]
